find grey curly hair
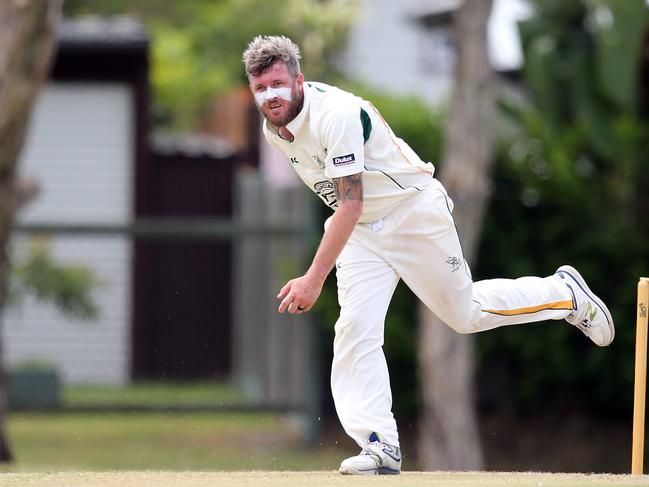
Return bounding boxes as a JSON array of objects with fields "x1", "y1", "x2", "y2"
[{"x1": 243, "y1": 35, "x2": 302, "y2": 78}]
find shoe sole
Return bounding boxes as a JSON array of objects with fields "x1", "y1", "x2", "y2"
[
  {"x1": 557, "y1": 265, "x2": 615, "y2": 346},
  {"x1": 339, "y1": 467, "x2": 400, "y2": 475}
]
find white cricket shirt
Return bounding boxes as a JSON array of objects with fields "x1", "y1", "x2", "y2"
[{"x1": 263, "y1": 82, "x2": 435, "y2": 223}]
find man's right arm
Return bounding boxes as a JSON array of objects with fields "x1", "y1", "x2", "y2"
[
  {"x1": 277, "y1": 172, "x2": 363, "y2": 314},
  {"x1": 306, "y1": 172, "x2": 363, "y2": 282}
]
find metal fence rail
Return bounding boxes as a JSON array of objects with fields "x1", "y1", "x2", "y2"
[{"x1": 15, "y1": 219, "x2": 310, "y2": 239}]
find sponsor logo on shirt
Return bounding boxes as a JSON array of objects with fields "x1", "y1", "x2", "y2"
[
  {"x1": 332, "y1": 153, "x2": 355, "y2": 166},
  {"x1": 314, "y1": 180, "x2": 338, "y2": 209}
]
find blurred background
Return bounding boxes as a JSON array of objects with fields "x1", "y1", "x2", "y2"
[{"x1": 0, "y1": 0, "x2": 648, "y2": 474}]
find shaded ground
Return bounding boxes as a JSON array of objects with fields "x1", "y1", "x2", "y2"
[
  {"x1": 369, "y1": 410, "x2": 634, "y2": 473},
  {"x1": 480, "y1": 411, "x2": 632, "y2": 474}
]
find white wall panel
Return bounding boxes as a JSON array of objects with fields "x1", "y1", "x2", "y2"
[{"x1": 17, "y1": 82, "x2": 134, "y2": 225}]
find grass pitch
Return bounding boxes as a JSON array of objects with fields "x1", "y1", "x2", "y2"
[{"x1": 1, "y1": 471, "x2": 647, "y2": 487}]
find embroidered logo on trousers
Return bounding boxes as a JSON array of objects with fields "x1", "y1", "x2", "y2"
[{"x1": 446, "y1": 256, "x2": 462, "y2": 273}]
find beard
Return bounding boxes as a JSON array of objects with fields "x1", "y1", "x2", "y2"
[{"x1": 260, "y1": 84, "x2": 304, "y2": 128}]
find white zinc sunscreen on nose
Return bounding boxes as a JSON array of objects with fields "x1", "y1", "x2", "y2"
[{"x1": 254, "y1": 86, "x2": 292, "y2": 106}]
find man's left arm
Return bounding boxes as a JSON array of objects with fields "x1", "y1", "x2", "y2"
[{"x1": 277, "y1": 172, "x2": 363, "y2": 314}]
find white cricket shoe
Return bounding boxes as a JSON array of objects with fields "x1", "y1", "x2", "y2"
[
  {"x1": 339, "y1": 441, "x2": 401, "y2": 475},
  {"x1": 555, "y1": 265, "x2": 615, "y2": 347}
]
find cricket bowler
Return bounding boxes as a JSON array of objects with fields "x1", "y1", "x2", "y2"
[{"x1": 242, "y1": 35, "x2": 614, "y2": 475}]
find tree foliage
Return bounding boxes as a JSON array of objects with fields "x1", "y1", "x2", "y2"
[
  {"x1": 475, "y1": 0, "x2": 649, "y2": 413},
  {"x1": 9, "y1": 238, "x2": 98, "y2": 320},
  {"x1": 64, "y1": 0, "x2": 357, "y2": 129}
]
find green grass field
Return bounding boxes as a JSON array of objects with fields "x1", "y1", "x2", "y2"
[
  {"x1": 6, "y1": 412, "x2": 352, "y2": 471},
  {"x1": 1, "y1": 471, "x2": 648, "y2": 487},
  {"x1": 62, "y1": 381, "x2": 245, "y2": 408}
]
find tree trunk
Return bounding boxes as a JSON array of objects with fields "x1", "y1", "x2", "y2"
[
  {"x1": 0, "y1": 0, "x2": 61, "y2": 463},
  {"x1": 417, "y1": 0, "x2": 495, "y2": 471}
]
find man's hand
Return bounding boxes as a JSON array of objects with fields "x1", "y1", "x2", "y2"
[{"x1": 277, "y1": 272, "x2": 325, "y2": 314}]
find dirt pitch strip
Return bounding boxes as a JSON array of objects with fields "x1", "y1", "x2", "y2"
[{"x1": 1, "y1": 471, "x2": 648, "y2": 487}]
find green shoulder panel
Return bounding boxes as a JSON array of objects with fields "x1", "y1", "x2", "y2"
[{"x1": 360, "y1": 108, "x2": 372, "y2": 144}]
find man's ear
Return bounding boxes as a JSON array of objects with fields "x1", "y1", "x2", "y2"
[{"x1": 296, "y1": 72, "x2": 305, "y2": 91}]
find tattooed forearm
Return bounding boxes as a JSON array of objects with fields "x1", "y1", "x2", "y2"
[{"x1": 333, "y1": 173, "x2": 363, "y2": 203}]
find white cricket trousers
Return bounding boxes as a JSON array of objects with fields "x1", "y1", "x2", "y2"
[{"x1": 330, "y1": 178, "x2": 573, "y2": 448}]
